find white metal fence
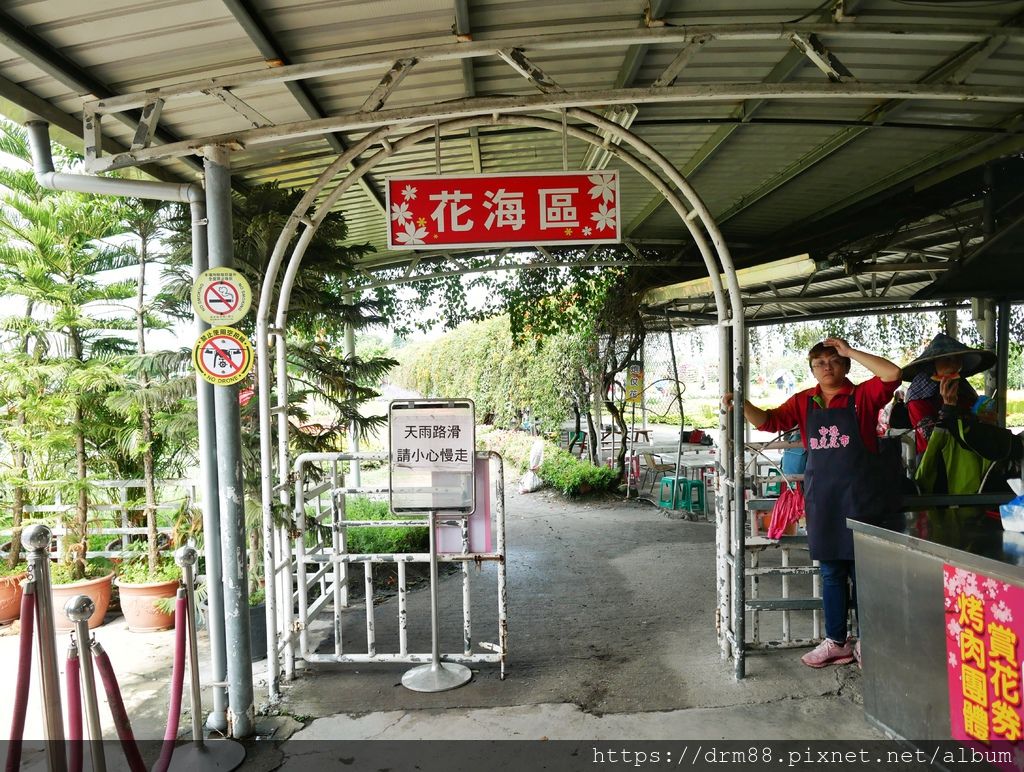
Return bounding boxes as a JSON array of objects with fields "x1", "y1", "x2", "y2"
[
  {"x1": 0, "y1": 478, "x2": 198, "y2": 560},
  {"x1": 268, "y1": 450, "x2": 508, "y2": 687}
]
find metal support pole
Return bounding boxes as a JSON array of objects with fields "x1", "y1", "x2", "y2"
[
  {"x1": 169, "y1": 547, "x2": 246, "y2": 772},
  {"x1": 943, "y1": 307, "x2": 958, "y2": 338},
  {"x1": 732, "y1": 318, "x2": 747, "y2": 680},
  {"x1": 401, "y1": 511, "x2": 472, "y2": 692},
  {"x1": 979, "y1": 299, "x2": 997, "y2": 399},
  {"x1": 22, "y1": 524, "x2": 67, "y2": 772},
  {"x1": 65, "y1": 595, "x2": 106, "y2": 772},
  {"x1": 996, "y1": 299, "x2": 1011, "y2": 427},
  {"x1": 344, "y1": 294, "x2": 361, "y2": 487},
  {"x1": 191, "y1": 200, "x2": 229, "y2": 733},
  {"x1": 717, "y1": 324, "x2": 733, "y2": 662},
  {"x1": 665, "y1": 320, "x2": 686, "y2": 509},
  {"x1": 203, "y1": 145, "x2": 254, "y2": 738}
]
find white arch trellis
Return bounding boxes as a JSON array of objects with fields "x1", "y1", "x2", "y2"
[{"x1": 254, "y1": 109, "x2": 752, "y2": 700}]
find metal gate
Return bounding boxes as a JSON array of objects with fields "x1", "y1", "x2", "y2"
[{"x1": 269, "y1": 449, "x2": 508, "y2": 680}]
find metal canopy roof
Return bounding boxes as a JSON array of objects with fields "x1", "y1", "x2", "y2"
[{"x1": 1, "y1": 0, "x2": 1023, "y2": 323}]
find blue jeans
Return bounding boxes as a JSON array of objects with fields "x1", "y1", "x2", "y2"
[{"x1": 819, "y1": 559, "x2": 857, "y2": 643}]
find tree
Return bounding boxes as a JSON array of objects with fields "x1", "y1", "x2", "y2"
[
  {"x1": 0, "y1": 123, "x2": 133, "y2": 580},
  {"x1": 103, "y1": 198, "x2": 195, "y2": 575},
  {"x1": 162, "y1": 182, "x2": 397, "y2": 591}
]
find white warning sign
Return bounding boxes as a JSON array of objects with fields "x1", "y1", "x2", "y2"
[
  {"x1": 192, "y1": 326, "x2": 254, "y2": 386},
  {"x1": 192, "y1": 268, "x2": 252, "y2": 325}
]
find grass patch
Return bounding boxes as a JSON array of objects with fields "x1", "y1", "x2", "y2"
[{"x1": 340, "y1": 497, "x2": 428, "y2": 554}]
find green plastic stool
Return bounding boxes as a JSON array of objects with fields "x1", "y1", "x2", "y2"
[
  {"x1": 658, "y1": 477, "x2": 706, "y2": 513},
  {"x1": 679, "y1": 477, "x2": 706, "y2": 514},
  {"x1": 764, "y1": 468, "x2": 783, "y2": 496}
]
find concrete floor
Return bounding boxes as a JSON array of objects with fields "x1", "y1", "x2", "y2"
[{"x1": 2, "y1": 472, "x2": 884, "y2": 771}]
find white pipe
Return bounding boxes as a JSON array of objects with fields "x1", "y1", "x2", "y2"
[{"x1": 26, "y1": 120, "x2": 201, "y2": 203}]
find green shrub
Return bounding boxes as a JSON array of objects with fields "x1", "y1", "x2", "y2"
[
  {"x1": 340, "y1": 496, "x2": 428, "y2": 554},
  {"x1": 0, "y1": 561, "x2": 26, "y2": 578},
  {"x1": 539, "y1": 447, "x2": 619, "y2": 497},
  {"x1": 116, "y1": 557, "x2": 180, "y2": 584},
  {"x1": 476, "y1": 426, "x2": 538, "y2": 474},
  {"x1": 478, "y1": 428, "x2": 617, "y2": 497},
  {"x1": 50, "y1": 559, "x2": 114, "y2": 585}
]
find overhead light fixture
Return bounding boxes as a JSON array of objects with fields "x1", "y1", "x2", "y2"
[
  {"x1": 581, "y1": 104, "x2": 639, "y2": 171},
  {"x1": 643, "y1": 254, "x2": 816, "y2": 305}
]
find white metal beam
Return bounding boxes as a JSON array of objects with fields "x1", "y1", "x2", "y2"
[
  {"x1": 90, "y1": 23, "x2": 1024, "y2": 114},
  {"x1": 360, "y1": 58, "x2": 418, "y2": 113},
  {"x1": 83, "y1": 81, "x2": 1024, "y2": 174}
]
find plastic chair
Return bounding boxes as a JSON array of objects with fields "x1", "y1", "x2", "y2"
[{"x1": 764, "y1": 467, "x2": 783, "y2": 496}]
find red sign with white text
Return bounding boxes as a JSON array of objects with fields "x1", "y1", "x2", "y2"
[
  {"x1": 944, "y1": 563, "x2": 1024, "y2": 766},
  {"x1": 385, "y1": 171, "x2": 620, "y2": 249}
]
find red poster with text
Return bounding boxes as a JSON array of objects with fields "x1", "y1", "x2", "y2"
[
  {"x1": 944, "y1": 563, "x2": 1024, "y2": 767},
  {"x1": 385, "y1": 171, "x2": 620, "y2": 249}
]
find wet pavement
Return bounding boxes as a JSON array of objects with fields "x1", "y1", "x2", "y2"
[{"x1": 2, "y1": 463, "x2": 884, "y2": 770}]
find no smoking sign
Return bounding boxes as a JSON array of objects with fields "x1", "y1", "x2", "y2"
[
  {"x1": 192, "y1": 327, "x2": 254, "y2": 386},
  {"x1": 192, "y1": 268, "x2": 252, "y2": 325}
]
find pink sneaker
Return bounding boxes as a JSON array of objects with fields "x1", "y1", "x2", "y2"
[
  {"x1": 801, "y1": 638, "x2": 855, "y2": 668},
  {"x1": 853, "y1": 639, "x2": 862, "y2": 669}
]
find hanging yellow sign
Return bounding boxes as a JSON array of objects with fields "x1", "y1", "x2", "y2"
[{"x1": 625, "y1": 361, "x2": 644, "y2": 404}]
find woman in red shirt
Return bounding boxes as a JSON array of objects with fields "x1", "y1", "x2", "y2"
[{"x1": 724, "y1": 337, "x2": 901, "y2": 669}]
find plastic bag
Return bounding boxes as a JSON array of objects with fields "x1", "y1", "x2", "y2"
[
  {"x1": 767, "y1": 485, "x2": 804, "y2": 539},
  {"x1": 519, "y1": 439, "x2": 546, "y2": 493},
  {"x1": 519, "y1": 470, "x2": 543, "y2": 493},
  {"x1": 1000, "y1": 494, "x2": 1024, "y2": 532}
]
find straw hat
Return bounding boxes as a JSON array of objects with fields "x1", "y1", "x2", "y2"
[{"x1": 900, "y1": 333, "x2": 997, "y2": 381}]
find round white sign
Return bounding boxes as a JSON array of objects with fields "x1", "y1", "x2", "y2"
[{"x1": 192, "y1": 268, "x2": 252, "y2": 325}]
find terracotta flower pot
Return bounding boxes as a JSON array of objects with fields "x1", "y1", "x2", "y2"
[
  {"x1": 115, "y1": 578, "x2": 179, "y2": 632},
  {"x1": 0, "y1": 572, "x2": 27, "y2": 624},
  {"x1": 51, "y1": 572, "x2": 115, "y2": 631}
]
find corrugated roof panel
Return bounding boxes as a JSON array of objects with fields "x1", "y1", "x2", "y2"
[
  {"x1": 722, "y1": 127, "x2": 981, "y2": 239},
  {"x1": 0, "y1": 0, "x2": 1019, "y2": 299},
  {"x1": 261, "y1": 0, "x2": 455, "y2": 59},
  {"x1": 469, "y1": 0, "x2": 645, "y2": 38}
]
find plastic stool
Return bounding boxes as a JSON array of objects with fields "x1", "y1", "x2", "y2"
[
  {"x1": 658, "y1": 477, "x2": 705, "y2": 513},
  {"x1": 680, "y1": 478, "x2": 706, "y2": 514},
  {"x1": 764, "y1": 468, "x2": 782, "y2": 496}
]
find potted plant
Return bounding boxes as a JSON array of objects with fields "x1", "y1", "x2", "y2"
[
  {"x1": 114, "y1": 497, "x2": 201, "y2": 632},
  {"x1": 50, "y1": 547, "x2": 116, "y2": 632},
  {"x1": 248, "y1": 586, "x2": 267, "y2": 662},
  {"x1": 0, "y1": 559, "x2": 28, "y2": 625},
  {"x1": 115, "y1": 552, "x2": 180, "y2": 632}
]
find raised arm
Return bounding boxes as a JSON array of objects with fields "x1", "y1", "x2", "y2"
[
  {"x1": 825, "y1": 337, "x2": 901, "y2": 383},
  {"x1": 721, "y1": 392, "x2": 768, "y2": 427}
]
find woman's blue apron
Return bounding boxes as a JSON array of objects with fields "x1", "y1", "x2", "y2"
[{"x1": 803, "y1": 397, "x2": 897, "y2": 561}]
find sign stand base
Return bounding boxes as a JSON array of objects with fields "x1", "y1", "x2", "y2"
[
  {"x1": 402, "y1": 661, "x2": 472, "y2": 693},
  {"x1": 167, "y1": 739, "x2": 246, "y2": 772}
]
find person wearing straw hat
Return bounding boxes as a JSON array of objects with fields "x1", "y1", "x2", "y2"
[
  {"x1": 723, "y1": 337, "x2": 902, "y2": 669},
  {"x1": 902, "y1": 333, "x2": 997, "y2": 457}
]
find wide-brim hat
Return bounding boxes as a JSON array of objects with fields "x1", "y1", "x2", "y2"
[{"x1": 900, "y1": 333, "x2": 997, "y2": 381}]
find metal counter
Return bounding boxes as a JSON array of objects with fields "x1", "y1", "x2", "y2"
[{"x1": 850, "y1": 500, "x2": 1021, "y2": 741}]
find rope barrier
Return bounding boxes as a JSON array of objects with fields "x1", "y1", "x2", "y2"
[
  {"x1": 93, "y1": 641, "x2": 147, "y2": 772},
  {"x1": 7, "y1": 528, "x2": 243, "y2": 772},
  {"x1": 152, "y1": 592, "x2": 187, "y2": 772},
  {"x1": 5, "y1": 583, "x2": 36, "y2": 772}
]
